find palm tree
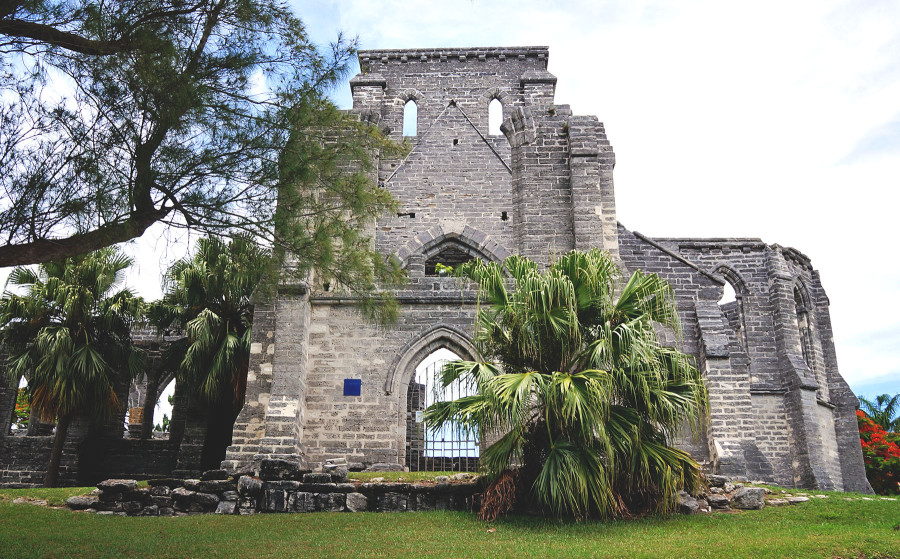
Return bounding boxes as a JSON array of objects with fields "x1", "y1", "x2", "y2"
[
  {"x1": 150, "y1": 235, "x2": 268, "y2": 470},
  {"x1": 424, "y1": 249, "x2": 707, "y2": 519},
  {"x1": 0, "y1": 248, "x2": 143, "y2": 486},
  {"x1": 858, "y1": 394, "x2": 900, "y2": 432}
]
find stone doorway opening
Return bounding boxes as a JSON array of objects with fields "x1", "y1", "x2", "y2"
[{"x1": 405, "y1": 348, "x2": 480, "y2": 472}]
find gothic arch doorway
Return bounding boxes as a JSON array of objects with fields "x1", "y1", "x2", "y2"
[{"x1": 405, "y1": 348, "x2": 480, "y2": 471}]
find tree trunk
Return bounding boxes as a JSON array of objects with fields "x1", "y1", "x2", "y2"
[
  {"x1": 140, "y1": 372, "x2": 161, "y2": 440},
  {"x1": 44, "y1": 413, "x2": 72, "y2": 488},
  {"x1": 27, "y1": 408, "x2": 52, "y2": 436}
]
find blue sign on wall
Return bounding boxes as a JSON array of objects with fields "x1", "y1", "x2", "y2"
[{"x1": 344, "y1": 378, "x2": 361, "y2": 396}]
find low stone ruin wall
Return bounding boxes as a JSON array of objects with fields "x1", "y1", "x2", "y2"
[
  {"x1": 66, "y1": 470, "x2": 479, "y2": 516},
  {"x1": 0, "y1": 436, "x2": 53, "y2": 487},
  {"x1": 68, "y1": 468, "x2": 810, "y2": 518}
]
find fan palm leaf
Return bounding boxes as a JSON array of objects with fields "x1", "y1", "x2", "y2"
[
  {"x1": 858, "y1": 394, "x2": 900, "y2": 432},
  {"x1": 0, "y1": 247, "x2": 143, "y2": 486},
  {"x1": 425, "y1": 249, "x2": 707, "y2": 519},
  {"x1": 149, "y1": 235, "x2": 268, "y2": 469}
]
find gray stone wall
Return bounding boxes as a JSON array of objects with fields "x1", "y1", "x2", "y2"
[
  {"x1": 298, "y1": 270, "x2": 482, "y2": 469},
  {"x1": 0, "y1": 375, "x2": 16, "y2": 436},
  {"x1": 750, "y1": 393, "x2": 794, "y2": 487},
  {"x1": 0, "y1": 436, "x2": 52, "y2": 487},
  {"x1": 624, "y1": 235, "x2": 870, "y2": 491}
]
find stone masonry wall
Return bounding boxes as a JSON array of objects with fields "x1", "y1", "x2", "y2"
[
  {"x1": 750, "y1": 394, "x2": 794, "y2": 487},
  {"x1": 302, "y1": 279, "x2": 480, "y2": 470}
]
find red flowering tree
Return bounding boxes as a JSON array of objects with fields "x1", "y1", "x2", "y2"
[
  {"x1": 857, "y1": 410, "x2": 900, "y2": 494},
  {"x1": 13, "y1": 388, "x2": 31, "y2": 430}
]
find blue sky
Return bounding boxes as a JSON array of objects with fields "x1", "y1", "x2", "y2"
[
  {"x1": 291, "y1": 0, "x2": 900, "y2": 398},
  {"x1": 2, "y1": 1, "x2": 897, "y2": 400}
]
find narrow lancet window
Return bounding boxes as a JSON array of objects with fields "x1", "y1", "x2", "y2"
[
  {"x1": 403, "y1": 99, "x2": 418, "y2": 137},
  {"x1": 488, "y1": 98, "x2": 502, "y2": 136}
]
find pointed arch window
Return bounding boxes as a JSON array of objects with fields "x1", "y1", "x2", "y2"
[
  {"x1": 714, "y1": 266, "x2": 748, "y2": 351},
  {"x1": 488, "y1": 98, "x2": 503, "y2": 136},
  {"x1": 403, "y1": 99, "x2": 418, "y2": 137},
  {"x1": 423, "y1": 237, "x2": 493, "y2": 276},
  {"x1": 794, "y1": 283, "x2": 827, "y2": 399},
  {"x1": 425, "y1": 245, "x2": 475, "y2": 276},
  {"x1": 794, "y1": 286, "x2": 813, "y2": 369}
]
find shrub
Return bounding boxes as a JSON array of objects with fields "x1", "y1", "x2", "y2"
[{"x1": 857, "y1": 410, "x2": 900, "y2": 494}]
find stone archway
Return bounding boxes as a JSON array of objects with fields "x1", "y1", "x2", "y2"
[{"x1": 386, "y1": 326, "x2": 480, "y2": 470}]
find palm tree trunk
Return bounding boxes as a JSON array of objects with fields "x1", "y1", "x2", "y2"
[
  {"x1": 140, "y1": 372, "x2": 161, "y2": 440},
  {"x1": 44, "y1": 413, "x2": 72, "y2": 487}
]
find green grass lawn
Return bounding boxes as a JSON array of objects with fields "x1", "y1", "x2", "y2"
[
  {"x1": 1, "y1": 487, "x2": 898, "y2": 558},
  {"x1": 347, "y1": 471, "x2": 466, "y2": 482}
]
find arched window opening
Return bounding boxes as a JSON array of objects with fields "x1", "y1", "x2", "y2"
[
  {"x1": 715, "y1": 268, "x2": 748, "y2": 351},
  {"x1": 403, "y1": 99, "x2": 417, "y2": 137},
  {"x1": 153, "y1": 378, "x2": 177, "y2": 436},
  {"x1": 794, "y1": 287, "x2": 813, "y2": 370},
  {"x1": 488, "y1": 98, "x2": 503, "y2": 135},
  {"x1": 406, "y1": 348, "x2": 479, "y2": 472},
  {"x1": 8, "y1": 376, "x2": 29, "y2": 432},
  {"x1": 794, "y1": 284, "x2": 828, "y2": 400},
  {"x1": 425, "y1": 245, "x2": 476, "y2": 276},
  {"x1": 719, "y1": 281, "x2": 737, "y2": 305},
  {"x1": 14, "y1": 376, "x2": 53, "y2": 436}
]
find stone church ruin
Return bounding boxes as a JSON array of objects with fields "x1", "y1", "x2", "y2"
[{"x1": 0, "y1": 46, "x2": 870, "y2": 493}]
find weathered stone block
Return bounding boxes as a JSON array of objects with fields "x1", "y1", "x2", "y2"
[
  {"x1": 97, "y1": 479, "x2": 137, "y2": 492},
  {"x1": 141, "y1": 505, "x2": 160, "y2": 516},
  {"x1": 98, "y1": 491, "x2": 122, "y2": 502},
  {"x1": 238, "y1": 476, "x2": 263, "y2": 497},
  {"x1": 677, "y1": 491, "x2": 699, "y2": 514},
  {"x1": 193, "y1": 492, "x2": 220, "y2": 507},
  {"x1": 66, "y1": 496, "x2": 99, "y2": 510},
  {"x1": 346, "y1": 492, "x2": 368, "y2": 512},
  {"x1": 216, "y1": 501, "x2": 237, "y2": 515},
  {"x1": 259, "y1": 459, "x2": 302, "y2": 481},
  {"x1": 315, "y1": 492, "x2": 345, "y2": 512},
  {"x1": 731, "y1": 487, "x2": 766, "y2": 510},
  {"x1": 123, "y1": 500, "x2": 144, "y2": 515},
  {"x1": 123, "y1": 488, "x2": 150, "y2": 502},
  {"x1": 266, "y1": 489, "x2": 286, "y2": 512},
  {"x1": 201, "y1": 469, "x2": 229, "y2": 481},
  {"x1": 302, "y1": 473, "x2": 332, "y2": 484},
  {"x1": 290, "y1": 491, "x2": 315, "y2": 513},
  {"x1": 266, "y1": 480, "x2": 300, "y2": 491},
  {"x1": 328, "y1": 467, "x2": 348, "y2": 483},
  {"x1": 707, "y1": 494, "x2": 730, "y2": 509},
  {"x1": 377, "y1": 492, "x2": 407, "y2": 512},
  {"x1": 199, "y1": 480, "x2": 235, "y2": 493},
  {"x1": 151, "y1": 496, "x2": 173, "y2": 507},
  {"x1": 150, "y1": 485, "x2": 172, "y2": 497},
  {"x1": 706, "y1": 475, "x2": 729, "y2": 488}
]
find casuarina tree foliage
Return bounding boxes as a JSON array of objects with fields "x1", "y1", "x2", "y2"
[
  {"x1": 0, "y1": 247, "x2": 144, "y2": 486},
  {"x1": 424, "y1": 250, "x2": 707, "y2": 519},
  {"x1": 0, "y1": 1, "x2": 404, "y2": 313}
]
